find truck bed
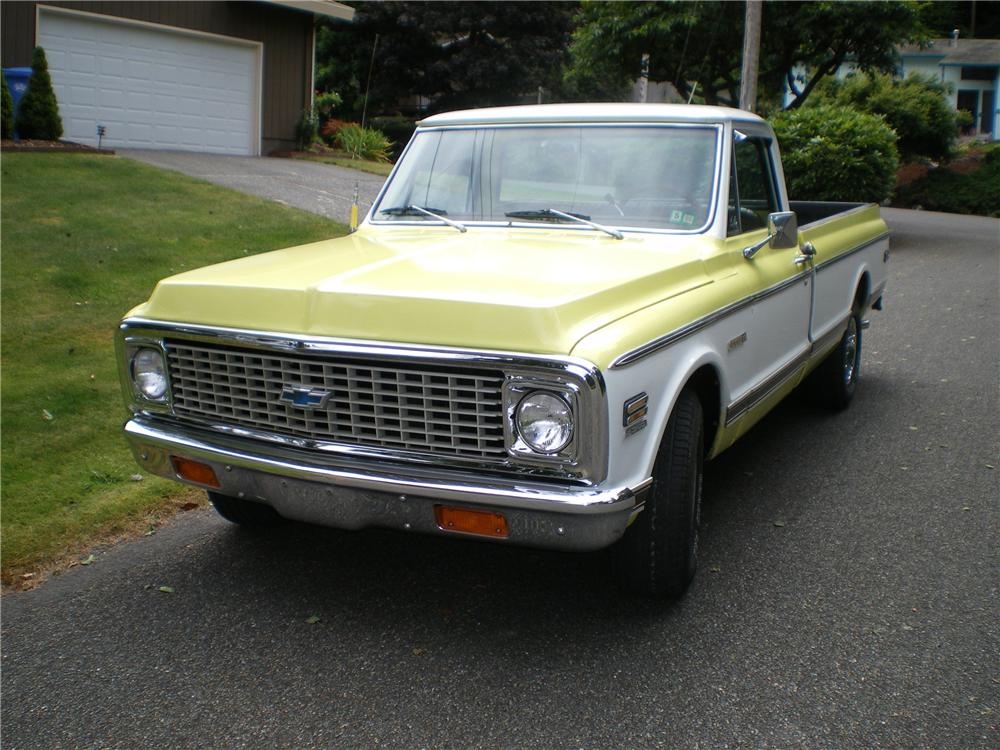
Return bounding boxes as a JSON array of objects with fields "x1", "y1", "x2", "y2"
[{"x1": 790, "y1": 201, "x2": 869, "y2": 228}]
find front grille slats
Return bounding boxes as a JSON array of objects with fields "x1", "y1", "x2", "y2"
[{"x1": 166, "y1": 341, "x2": 507, "y2": 460}]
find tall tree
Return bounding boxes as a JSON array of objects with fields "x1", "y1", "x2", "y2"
[
  {"x1": 317, "y1": 2, "x2": 577, "y2": 118},
  {"x1": 566, "y1": 1, "x2": 927, "y2": 110}
]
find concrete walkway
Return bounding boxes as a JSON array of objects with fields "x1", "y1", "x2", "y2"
[{"x1": 119, "y1": 150, "x2": 387, "y2": 225}]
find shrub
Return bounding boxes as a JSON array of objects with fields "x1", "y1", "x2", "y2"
[
  {"x1": 15, "y1": 46, "x2": 63, "y2": 141},
  {"x1": 294, "y1": 107, "x2": 319, "y2": 149},
  {"x1": 1, "y1": 73, "x2": 13, "y2": 140},
  {"x1": 314, "y1": 90, "x2": 342, "y2": 120},
  {"x1": 895, "y1": 151, "x2": 1000, "y2": 217},
  {"x1": 369, "y1": 115, "x2": 417, "y2": 159},
  {"x1": 771, "y1": 105, "x2": 898, "y2": 203},
  {"x1": 335, "y1": 124, "x2": 392, "y2": 162},
  {"x1": 812, "y1": 72, "x2": 960, "y2": 161},
  {"x1": 320, "y1": 118, "x2": 348, "y2": 145}
]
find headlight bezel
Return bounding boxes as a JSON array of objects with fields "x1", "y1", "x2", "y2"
[
  {"x1": 132, "y1": 347, "x2": 169, "y2": 400},
  {"x1": 122, "y1": 338, "x2": 172, "y2": 411},
  {"x1": 503, "y1": 376, "x2": 582, "y2": 465}
]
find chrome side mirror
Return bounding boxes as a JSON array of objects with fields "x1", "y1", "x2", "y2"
[
  {"x1": 743, "y1": 211, "x2": 799, "y2": 259},
  {"x1": 768, "y1": 211, "x2": 798, "y2": 249}
]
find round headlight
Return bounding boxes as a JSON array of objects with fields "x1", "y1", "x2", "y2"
[
  {"x1": 515, "y1": 391, "x2": 573, "y2": 454},
  {"x1": 132, "y1": 348, "x2": 168, "y2": 400}
]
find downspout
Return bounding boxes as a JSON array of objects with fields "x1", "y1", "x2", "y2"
[{"x1": 309, "y1": 17, "x2": 316, "y2": 112}]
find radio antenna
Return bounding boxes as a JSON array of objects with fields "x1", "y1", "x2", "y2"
[{"x1": 361, "y1": 33, "x2": 379, "y2": 131}]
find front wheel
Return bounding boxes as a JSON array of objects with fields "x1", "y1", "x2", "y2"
[{"x1": 612, "y1": 388, "x2": 704, "y2": 599}]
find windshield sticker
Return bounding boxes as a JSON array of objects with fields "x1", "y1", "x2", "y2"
[{"x1": 670, "y1": 210, "x2": 697, "y2": 226}]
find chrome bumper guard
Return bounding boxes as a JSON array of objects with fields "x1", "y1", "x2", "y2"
[{"x1": 124, "y1": 418, "x2": 650, "y2": 551}]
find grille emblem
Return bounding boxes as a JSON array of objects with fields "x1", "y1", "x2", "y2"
[{"x1": 279, "y1": 385, "x2": 331, "y2": 409}]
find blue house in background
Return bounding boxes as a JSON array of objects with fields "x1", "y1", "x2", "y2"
[
  {"x1": 786, "y1": 33, "x2": 1000, "y2": 141},
  {"x1": 838, "y1": 34, "x2": 1000, "y2": 141}
]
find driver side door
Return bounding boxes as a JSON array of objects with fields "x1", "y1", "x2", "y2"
[{"x1": 723, "y1": 132, "x2": 812, "y2": 428}]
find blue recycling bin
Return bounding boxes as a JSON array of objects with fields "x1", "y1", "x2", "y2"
[{"x1": 3, "y1": 67, "x2": 32, "y2": 138}]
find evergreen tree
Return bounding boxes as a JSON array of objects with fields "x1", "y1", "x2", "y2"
[
  {"x1": 316, "y1": 2, "x2": 577, "y2": 117},
  {"x1": 1, "y1": 72, "x2": 13, "y2": 140},
  {"x1": 15, "y1": 46, "x2": 63, "y2": 140}
]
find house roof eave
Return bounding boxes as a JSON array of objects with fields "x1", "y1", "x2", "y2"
[{"x1": 265, "y1": 1, "x2": 354, "y2": 22}]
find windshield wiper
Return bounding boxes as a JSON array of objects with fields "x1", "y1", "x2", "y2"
[
  {"x1": 504, "y1": 208, "x2": 623, "y2": 240},
  {"x1": 379, "y1": 205, "x2": 467, "y2": 233}
]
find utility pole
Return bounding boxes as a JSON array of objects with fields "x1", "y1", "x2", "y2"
[
  {"x1": 638, "y1": 53, "x2": 650, "y2": 103},
  {"x1": 740, "y1": 0, "x2": 762, "y2": 112}
]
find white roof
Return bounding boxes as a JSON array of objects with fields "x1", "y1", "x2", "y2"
[{"x1": 419, "y1": 103, "x2": 765, "y2": 128}]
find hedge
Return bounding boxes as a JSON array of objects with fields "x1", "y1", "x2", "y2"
[
  {"x1": 812, "y1": 72, "x2": 960, "y2": 161},
  {"x1": 771, "y1": 105, "x2": 898, "y2": 203}
]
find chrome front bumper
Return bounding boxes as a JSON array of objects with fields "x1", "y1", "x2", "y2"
[{"x1": 124, "y1": 418, "x2": 650, "y2": 551}]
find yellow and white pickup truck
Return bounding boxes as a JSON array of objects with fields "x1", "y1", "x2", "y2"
[{"x1": 117, "y1": 104, "x2": 888, "y2": 598}]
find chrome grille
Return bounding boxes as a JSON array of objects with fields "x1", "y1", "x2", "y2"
[{"x1": 166, "y1": 341, "x2": 507, "y2": 460}]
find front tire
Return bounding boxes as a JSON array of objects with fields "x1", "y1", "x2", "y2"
[
  {"x1": 612, "y1": 388, "x2": 704, "y2": 599},
  {"x1": 208, "y1": 491, "x2": 285, "y2": 528}
]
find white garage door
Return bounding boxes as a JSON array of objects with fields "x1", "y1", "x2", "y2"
[{"x1": 38, "y1": 9, "x2": 260, "y2": 155}]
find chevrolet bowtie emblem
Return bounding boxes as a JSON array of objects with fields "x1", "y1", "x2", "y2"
[{"x1": 279, "y1": 385, "x2": 332, "y2": 409}]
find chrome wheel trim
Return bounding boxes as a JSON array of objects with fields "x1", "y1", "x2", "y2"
[{"x1": 843, "y1": 317, "x2": 859, "y2": 386}]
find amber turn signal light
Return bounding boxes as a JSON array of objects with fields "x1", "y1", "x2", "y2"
[
  {"x1": 434, "y1": 505, "x2": 509, "y2": 538},
  {"x1": 171, "y1": 456, "x2": 220, "y2": 488}
]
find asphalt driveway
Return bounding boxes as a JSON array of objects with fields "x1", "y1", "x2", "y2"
[
  {"x1": 2, "y1": 208, "x2": 997, "y2": 749},
  {"x1": 120, "y1": 149, "x2": 387, "y2": 225}
]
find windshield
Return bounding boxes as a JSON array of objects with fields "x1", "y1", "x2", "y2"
[{"x1": 374, "y1": 125, "x2": 720, "y2": 232}]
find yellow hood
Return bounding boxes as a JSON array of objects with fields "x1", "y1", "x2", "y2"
[{"x1": 140, "y1": 225, "x2": 713, "y2": 355}]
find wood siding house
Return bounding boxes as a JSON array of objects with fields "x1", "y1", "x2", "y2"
[{"x1": 1, "y1": 1, "x2": 353, "y2": 154}]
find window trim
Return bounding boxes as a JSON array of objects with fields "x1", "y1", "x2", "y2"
[
  {"x1": 727, "y1": 132, "x2": 781, "y2": 238},
  {"x1": 368, "y1": 123, "x2": 726, "y2": 236}
]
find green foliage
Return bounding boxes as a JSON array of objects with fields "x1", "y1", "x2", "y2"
[
  {"x1": 567, "y1": 1, "x2": 742, "y2": 104},
  {"x1": 335, "y1": 124, "x2": 392, "y2": 162},
  {"x1": 0, "y1": 153, "x2": 343, "y2": 578},
  {"x1": 368, "y1": 115, "x2": 417, "y2": 159},
  {"x1": 315, "y1": 2, "x2": 576, "y2": 116},
  {"x1": 918, "y1": 1, "x2": 1000, "y2": 39},
  {"x1": 314, "y1": 90, "x2": 342, "y2": 120},
  {"x1": 1, "y1": 72, "x2": 13, "y2": 139},
  {"x1": 813, "y1": 72, "x2": 960, "y2": 161},
  {"x1": 566, "y1": 1, "x2": 927, "y2": 109},
  {"x1": 895, "y1": 150, "x2": 1000, "y2": 217},
  {"x1": 295, "y1": 107, "x2": 319, "y2": 149},
  {"x1": 15, "y1": 46, "x2": 63, "y2": 140},
  {"x1": 771, "y1": 105, "x2": 899, "y2": 203}
]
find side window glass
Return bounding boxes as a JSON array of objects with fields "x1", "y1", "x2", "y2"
[
  {"x1": 727, "y1": 152, "x2": 741, "y2": 235},
  {"x1": 727, "y1": 134, "x2": 778, "y2": 236}
]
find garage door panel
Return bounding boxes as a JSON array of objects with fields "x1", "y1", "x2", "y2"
[
  {"x1": 39, "y1": 10, "x2": 257, "y2": 155},
  {"x1": 98, "y1": 57, "x2": 125, "y2": 77}
]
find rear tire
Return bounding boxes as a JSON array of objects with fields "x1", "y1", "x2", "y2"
[
  {"x1": 208, "y1": 491, "x2": 285, "y2": 527},
  {"x1": 811, "y1": 310, "x2": 862, "y2": 411},
  {"x1": 612, "y1": 388, "x2": 704, "y2": 599}
]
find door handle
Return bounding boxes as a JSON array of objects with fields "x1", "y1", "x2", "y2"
[{"x1": 794, "y1": 242, "x2": 817, "y2": 266}]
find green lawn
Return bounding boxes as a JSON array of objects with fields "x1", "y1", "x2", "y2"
[
  {"x1": 0, "y1": 153, "x2": 345, "y2": 584},
  {"x1": 289, "y1": 151, "x2": 394, "y2": 176}
]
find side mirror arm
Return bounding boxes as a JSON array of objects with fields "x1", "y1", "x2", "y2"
[
  {"x1": 743, "y1": 211, "x2": 798, "y2": 260},
  {"x1": 742, "y1": 234, "x2": 774, "y2": 260}
]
